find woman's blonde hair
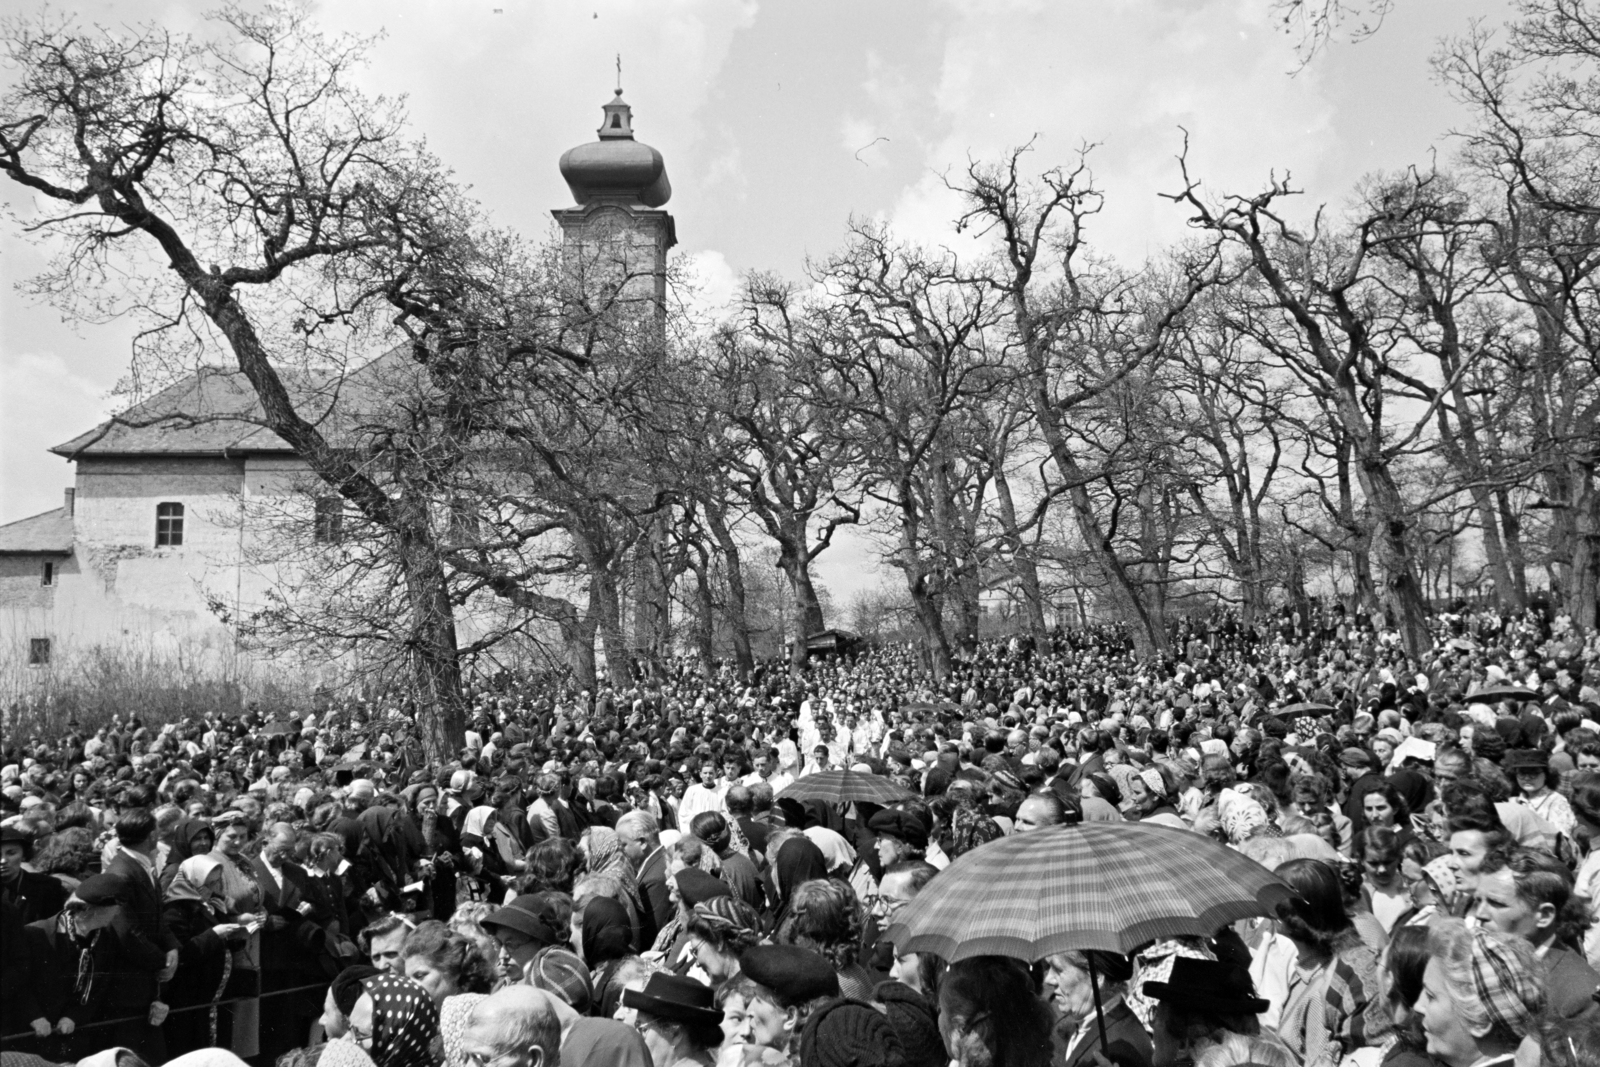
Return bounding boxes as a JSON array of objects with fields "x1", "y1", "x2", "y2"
[{"x1": 1196, "y1": 1034, "x2": 1299, "y2": 1067}]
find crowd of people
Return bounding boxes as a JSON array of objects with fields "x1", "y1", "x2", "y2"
[{"x1": 2, "y1": 599, "x2": 1600, "y2": 1067}]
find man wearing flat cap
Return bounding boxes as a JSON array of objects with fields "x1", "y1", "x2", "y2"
[{"x1": 18, "y1": 874, "x2": 129, "y2": 1059}]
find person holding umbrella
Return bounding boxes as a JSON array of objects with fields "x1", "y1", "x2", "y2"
[{"x1": 1045, "y1": 950, "x2": 1152, "y2": 1067}]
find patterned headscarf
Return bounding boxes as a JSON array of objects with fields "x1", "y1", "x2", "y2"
[
  {"x1": 947, "y1": 805, "x2": 1002, "y2": 859},
  {"x1": 1467, "y1": 928, "x2": 1545, "y2": 1038},
  {"x1": 437, "y1": 992, "x2": 488, "y2": 1067},
  {"x1": 583, "y1": 826, "x2": 643, "y2": 919},
  {"x1": 361, "y1": 974, "x2": 439, "y2": 1067}
]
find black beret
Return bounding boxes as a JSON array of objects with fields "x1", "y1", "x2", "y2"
[
  {"x1": 868, "y1": 809, "x2": 928, "y2": 851},
  {"x1": 674, "y1": 867, "x2": 733, "y2": 907},
  {"x1": 740, "y1": 945, "x2": 840, "y2": 1007}
]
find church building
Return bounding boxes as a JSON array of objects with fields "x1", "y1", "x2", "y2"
[{"x1": 0, "y1": 90, "x2": 676, "y2": 686}]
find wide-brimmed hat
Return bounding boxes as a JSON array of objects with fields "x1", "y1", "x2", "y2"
[
  {"x1": 1504, "y1": 748, "x2": 1549, "y2": 772},
  {"x1": 621, "y1": 972, "x2": 722, "y2": 1028},
  {"x1": 480, "y1": 893, "x2": 564, "y2": 947},
  {"x1": 1142, "y1": 957, "x2": 1268, "y2": 1015}
]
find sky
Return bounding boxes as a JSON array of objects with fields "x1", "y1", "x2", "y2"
[{"x1": 0, "y1": 0, "x2": 1511, "y2": 595}]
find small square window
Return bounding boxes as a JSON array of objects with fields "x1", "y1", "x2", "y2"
[
  {"x1": 156, "y1": 502, "x2": 184, "y2": 547},
  {"x1": 28, "y1": 638, "x2": 51, "y2": 666},
  {"x1": 41, "y1": 560, "x2": 54, "y2": 586}
]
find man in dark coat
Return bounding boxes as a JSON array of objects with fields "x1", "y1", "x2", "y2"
[
  {"x1": 19, "y1": 875, "x2": 135, "y2": 1062},
  {"x1": 102, "y1": 809, "x2": 179, "y2": 1063},
  {"x1": 1, "y1": 824, "x2": 68, "y2": 924},
  {"x1": 254, "y1": 822, "x2": 336, "y2": 1062},
  {"x1": 617, "y1": 809, "x2": 672, "y2": 947}
]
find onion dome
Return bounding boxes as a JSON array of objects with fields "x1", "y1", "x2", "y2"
[{"x1": 558, "y1": 91, "x2": 671, "y2": 208}]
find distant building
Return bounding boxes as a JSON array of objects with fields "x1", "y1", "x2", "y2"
[{"x1": 0, "y1": 91, "x2": 675, "y2": 688}]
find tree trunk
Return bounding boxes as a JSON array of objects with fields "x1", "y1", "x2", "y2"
[
  {"x1": 691, "y1": 553, "x2": 717, "y2": 677},
  {"x1": 993, "y1": 467, "x2": 1049, "y2": 641},
  {"x1": 397, "y1": 510, "x2": 467, "y2": 763},
  {"x1": 705, "y1": 503, "x2": 755, "y2": 679},
  {"x1": 778, "y1": 542, "x2": 827, "y2": 673},
  {"x1": 560, "y1": 609, "x2": 598, "y2": 691}
]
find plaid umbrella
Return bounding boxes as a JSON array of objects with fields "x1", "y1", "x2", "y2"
[
  {"x1": 884, "y1": 820, "x2": 1292, "y2": 961},
  {"x1": 776, "y1": 769, "x2": 914, "y2": 805},
  {"x1": 1271, "y1": 701, "x2": 1335, "y2": 718}
]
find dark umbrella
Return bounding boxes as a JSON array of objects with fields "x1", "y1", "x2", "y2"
[
  {"x1": 1271, "y1": 702, "x2": 1335, "y2": 718},
  {"x1": 1467, "y1": 684, "x2": 1539, "y2": 702},
  {"x1": 776, "y1": 769, "x2": 914, "y2": 805}
]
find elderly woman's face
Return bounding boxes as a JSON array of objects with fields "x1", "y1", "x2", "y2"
[{"x1": 217, "y1": 825, "x2": 249, "y2": 855}]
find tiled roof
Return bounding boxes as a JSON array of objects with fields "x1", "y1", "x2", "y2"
[
  {"x1": 0, "y1": 507, "x2": 73, "y2": 556},
  {"x1": 51, "y1": 346, "x2": 417, "y2": 458}
]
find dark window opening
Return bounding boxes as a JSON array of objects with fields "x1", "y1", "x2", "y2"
[
  {"x1": 610, "y1": 114, "x2": 622, "y2": 128},
  {"x1": 313, "y1": 497, "x2": 344, "y2": 544},
  {"x1": 156, "y1": 502, "x2": 184, "y2": 547},
  {"x1": 41, "y1": 560, "x2": 54, "y2": 586},
  {"x1": 28, "y1": 638, "x2": 50, "y2": 666}
]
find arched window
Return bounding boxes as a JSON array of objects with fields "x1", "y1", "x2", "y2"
[{"x1": 155, "y1": 502, "x2": 184, "y2": 546}]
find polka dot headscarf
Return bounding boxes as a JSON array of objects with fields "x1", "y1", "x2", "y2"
[{"x1": 363, "y1": 974, "x2": 440, "y2": 1067}]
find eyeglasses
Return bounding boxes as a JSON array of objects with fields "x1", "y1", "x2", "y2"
[{"x1": 863, "y1": 893, "x2": 910, "y2": 916}]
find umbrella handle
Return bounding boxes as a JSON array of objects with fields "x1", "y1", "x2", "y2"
[{"x1": 1087, "y1": 954, "x2": 1109, "y2": 1056}]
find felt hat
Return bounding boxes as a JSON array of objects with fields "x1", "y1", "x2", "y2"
[
  {"x1": 740, "y1": 945, "x2": 840, "y2": 1007},
  {"x1": 72, "y1": 873, "x2": 127, "y2": 907},
  {"x1": 1142, "y1": 957, "x2": 1268, "y2": 1015},
  {"x1": 621, "y1": 972, "x2": 722, "y2": 1028},
  {"x1": 480, "y1": 893, "x2": 565, "y2": 947},
  {"x1": 1338, "y1": 747, "x2": 1373, "y2": 769},
  {"x1": 1504, "y1": 748, "x2": 1550, "y2": 772},
  {"x1": 867, "y1": 809, "x2": 928, "y2": 851}
]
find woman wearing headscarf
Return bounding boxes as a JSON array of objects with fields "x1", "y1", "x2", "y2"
[
  {"x1": 161, "y1": 855, "x2": 255, "y2": 1056},
  {"x1": 581, "y1": 826, "x2": 645, "y2": 933},
  {"x1": 459, "y1": 804, "x2": 523, "y2": 899},
  {"x1": 767, "y1": 837, "x2": 829, "y2": 935},
  {"x1": 347, "y1": 973, "x2": 440, "y2": 1067}
]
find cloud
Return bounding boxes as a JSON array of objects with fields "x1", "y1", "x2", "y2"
[
  {"x1": 677, "y1": 248, "x2": 742, "y2": 319},
  {"x1": 871, "y1": 0, "x2": 1342, "y2": 261}
]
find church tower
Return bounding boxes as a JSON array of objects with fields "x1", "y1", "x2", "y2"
[{"x1": 553, "y1": 89, "x2": 676, "y2": 313}]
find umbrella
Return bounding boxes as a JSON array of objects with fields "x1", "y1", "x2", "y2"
[
  {"x1": 1271, "y1": 701, "x2": 1334, "y2": 718},
  {"x1": 776, "y1": 769, "x2": 914, "y2": 805},
  {"x1": 1467, "y1": 684, "x2": 1538, "y2": 702},
  {"x1": 1447, "y1": 637, "x2": 1479, "y2": 652},
  {"x1": 885, "y1": 821, "x2": 1292, "y2": 1051},
  {"x1": 262, "y1": 721, "x2": 300, "y2": 736}
]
